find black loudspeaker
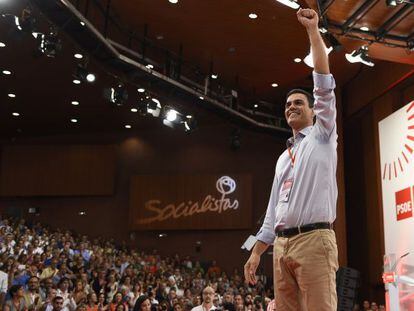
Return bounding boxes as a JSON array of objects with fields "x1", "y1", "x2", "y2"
[{"x1": 337, "y1": 267, "x2": 360, "y2": 311}]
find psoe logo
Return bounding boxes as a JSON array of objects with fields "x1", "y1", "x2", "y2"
[{"x1": 395, "y1": 187, "x2": 413, "y2": 221}]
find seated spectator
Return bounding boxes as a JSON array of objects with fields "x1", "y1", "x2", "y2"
[
  {"x1": 41, "y1": 288, "x2": 57, "y2": 311},
  {"x1": 133, "y1": 295, "x2": 151, "y2": 311},
  {"x1": 97, "y1": 293, "x2": 108, "y2": 311},
  {"x1": 52, "y1": 296, "x2": 64, "y2": 311},
  {"x1": 4, "y1": 285, "x2": 27, "y2": 311},
  {"x1": 207, "y1": 262, "x2": 221, "y2": 280},
  {"x1": 23, "y1": 276, "x2": 43, "y2": 310}
]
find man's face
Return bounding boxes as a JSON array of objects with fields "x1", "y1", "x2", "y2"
[
  {"x1": 60, "y1": 280, "x2": 69, "y2": 291},
  {"x1": 28, "y1": 278, "x2": 39, "y2": 291},
  {"x1": 202, "y1": 288, "x2": 214, "y2": 304},
  {"x1": 285, "y1": 93, "x2": 314, "y2": 131},
  {"x1": 363, "y1": 301, "x2": 370, "y2": 309},
  {"x1": 48, "y1": 289, "x2": 57, "y2": 299},
  {"x1": 224, "y1": 294, "x2": 233, "y2": 304},
  {"x1": 234, "y1": 295, "x2": 243, "y2": 306},
  {"x1": 53, "y1": 298, "x2": 64, "y2": 311}
]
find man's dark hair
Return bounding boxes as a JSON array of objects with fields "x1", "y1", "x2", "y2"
[
  {"x1": 53, "y1": 296, "x2": 64, "y2": 303},
  {"x1": 9, "y1": 285, "x2": 23, "y2": 297},
  {"x1": 286, "y1": 89, "x2": 314, "y2": 108}
]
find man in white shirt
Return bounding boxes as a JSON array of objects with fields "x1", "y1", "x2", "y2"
[
  {"x1": 191, "y1": 287, "x2": 216, "y2": 311},
  {"x1": 244, "y1": 7, "x2": 339, "y2": 311}
]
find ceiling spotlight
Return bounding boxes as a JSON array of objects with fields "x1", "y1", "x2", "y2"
[
  {"x1": 0, "y1": 42, "x2": 5, "y2": 48},
  {"x1": 71, "y1": 101, "x2": 79, "y2": 106},
  {"x1": 80, "y1": 21, "x2": 86, "y2": 26},
  {"x1": 130, "y1": 108, "x2": 138, "y2": 113},
  {"x1": 169, "y1": 0, "x2": 178, "y2": 3},
  {"x1": 271, "y1": 83, "x2": 278, "y2": 87},
  {"x1": 73, "y1": 79, "x2": 81, "y2": 85},
  {"x1": 146, "y1": 64, "x2": 154, "y2": 69},
  {"x1": 74, "y1": 53, "x2": 83, "y2": 59},
  {"x1": 125, "y1": 125, "x2": 132, "y2": 129},
  {"x1": 86, "y1": 73, "x2": 96, "y2": 83},
  {"x1": 12, "y1": 112, "x2": 20, "y2": 117},
  {"x1": 254, "y1": 104, "x2": 259, "y2": 108},
  {"x1": 8, "y1": 93, "x2": 16, "y2": 98},
  {"x1": 275, "y1": 0, "x2": 300, "y2": 9},
  {"x1": 2, "y1": 70, "x2": 11, "y2": 75},
  {"x1": 74, "y1": 64, "x2": 96, "y2": 83},
  {"x1": 70, "y1": 118, "x2": 78, "y2": 123},
  {"x1": 103, "y1": 83, "x2": 128, "y2": 106},
  {"x1": 38, "y1": 29, "x2": 62, "y2": 58},
  {"x1": 294, "y1": 58, "x2": 302, "y2": 63},
  {"x1": 249, "y1": 13, "x2": 258, "y2": 19},
  {"x1": 345, "y1": 46, "x2": 375, "y2": 67},
  {"x1": 360, "y1": 26, "x2": 370, "y2": 32},
  {"x1": 211, "y1": 74, "x2": 218, "y2": 79},
  {"x1": 304, "y1": 46, "x2": 333, "y2": 68},
  {"x1": 137, "y1": 88, "x2": 145, "y2": 93},
  {"x1": 166, "y1": 109, "x2": 178, "y2": 122}
]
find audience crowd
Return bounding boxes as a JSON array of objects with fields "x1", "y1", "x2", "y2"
[
  {"x1": 0, "y1": 217, "x2": 272, "y2": 311},
  {"x1": 0, "y1": 217, "x2": 385, "y2": 311}
]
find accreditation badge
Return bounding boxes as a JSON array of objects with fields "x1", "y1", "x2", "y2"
[{"x1": 279, "y1": 178, "x2": 294, "y2": 203}]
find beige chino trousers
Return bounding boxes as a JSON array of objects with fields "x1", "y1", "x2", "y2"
[{"x1": 273, "y1": 229, "x2": 339, "y2": 311}]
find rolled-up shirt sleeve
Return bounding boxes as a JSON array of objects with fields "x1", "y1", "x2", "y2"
[
  {"x1": 313, "y1": 71, "x2": 337, "y2": 139},
  {"x1": 256, "y1": 169, "x2": 278, "y2": 245}
]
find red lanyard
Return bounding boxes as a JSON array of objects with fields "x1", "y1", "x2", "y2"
[{"x1": 287, "y1": 146, "x2": 296, "y2": 167}]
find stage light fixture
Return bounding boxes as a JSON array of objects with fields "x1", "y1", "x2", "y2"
[
  {"x1": 275, "y1": 0, "x2": 300, "y2": 9},
  {"x1": 345, "y1": 46, "x2": 375, "y2": 67},
  {"x1": 2, "y1": 10, "x2": 36, "y2": 33},
  {"x1": 103, "y1": 84, "x2": 128, "y2": 106},
  {"x1": 386, "y1": 0, "x2": 397, "y2": 5},
  {"x1": 184, "y1": 115, "x2": 197, "y2": 133},
  {"x1": 323, "y1": 33, "x2": 342, "y2": 52},
  {"x1": 304, "y1": 46, "x2": 333, "y2": 68},
  {"x1": 38, "y1": 30, "x2": 62, "y2": 58},
  {"x1": 166, "y1": 109, "x2": 178, "y2": 122}
]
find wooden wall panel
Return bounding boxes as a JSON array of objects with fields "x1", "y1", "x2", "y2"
[
  {"x1": 129, "y1": 174, "x2": 252, "y2": 230},
  {"x1": 0, "y1": 145, "x2": 116, "y2": 196}
]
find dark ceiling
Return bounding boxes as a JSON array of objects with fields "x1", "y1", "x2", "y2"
[{"x1": 0, "y1": 0, "x2": 413, "y2": 140}]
